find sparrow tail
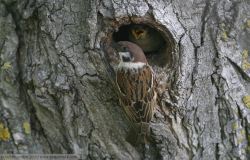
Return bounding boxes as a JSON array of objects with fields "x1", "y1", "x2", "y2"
[{"x1": 134, "y1": 122, "x2": 151, "y2": 145}]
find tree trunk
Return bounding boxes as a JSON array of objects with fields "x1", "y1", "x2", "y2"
[{"x1": 0, "y1": 0, "x2": 250, "y2": 159}]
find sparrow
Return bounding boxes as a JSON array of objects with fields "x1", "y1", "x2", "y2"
[
  {"x1": 128, "y1": 24, "x2": 164, "y2": 53},
  {"x1": 113, "y1": 41, "x2": 157, "y2": 144}
]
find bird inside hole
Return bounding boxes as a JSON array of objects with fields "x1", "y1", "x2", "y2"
[
  {"x1": 128, "y1": 24, "x2": 165, "y2": 53},
  {"x1": 112, "y1": 41, "x2": 157, "y2": 146}
]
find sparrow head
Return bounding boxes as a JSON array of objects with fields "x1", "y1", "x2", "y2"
[
  {"x1": 112, "y1": 41, "x2": 147, "y2": 64},
  {"x1": 130, "y1": 25, "x2": 149, "y2": 40}
]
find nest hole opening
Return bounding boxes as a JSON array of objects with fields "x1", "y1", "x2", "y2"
[{"x1": 112, "y1": 23, "x2": 174, "y2": 67}]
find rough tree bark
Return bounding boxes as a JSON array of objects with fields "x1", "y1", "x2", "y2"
[{"x1": 0, "y1": 0, "x2": 250, "y2": 159}]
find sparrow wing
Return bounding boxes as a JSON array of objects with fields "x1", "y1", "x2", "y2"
[{"x1": 116, "y1": 65, "x2": 156, "y2": 123}]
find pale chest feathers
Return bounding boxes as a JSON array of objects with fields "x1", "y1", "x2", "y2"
[{"x1": 118, "y1": 62, "x2": 146, "y2": 72}]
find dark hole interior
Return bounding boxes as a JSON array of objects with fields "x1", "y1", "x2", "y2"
[
  {"x1": 113, "y1": 25, "x2": 130, "y2": 42},
  {"x1": 112, "y1": 24, "x2": 170, "y2": 67}
]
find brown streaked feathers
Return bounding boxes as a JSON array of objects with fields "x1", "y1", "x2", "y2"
[
  {"x1": 114, "y1": 41, "x2": 156, "y2": 144},
  {"x1": 116, "y1": 65, "x2": 155, "y2": 123}
]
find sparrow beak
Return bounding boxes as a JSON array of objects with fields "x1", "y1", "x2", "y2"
[
  {"x1": 111, "y1": 42, "x2": 127, "y2": 60},
  {"x1": 134, "y1": 29, "x2": 144, "y2": 39}
]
